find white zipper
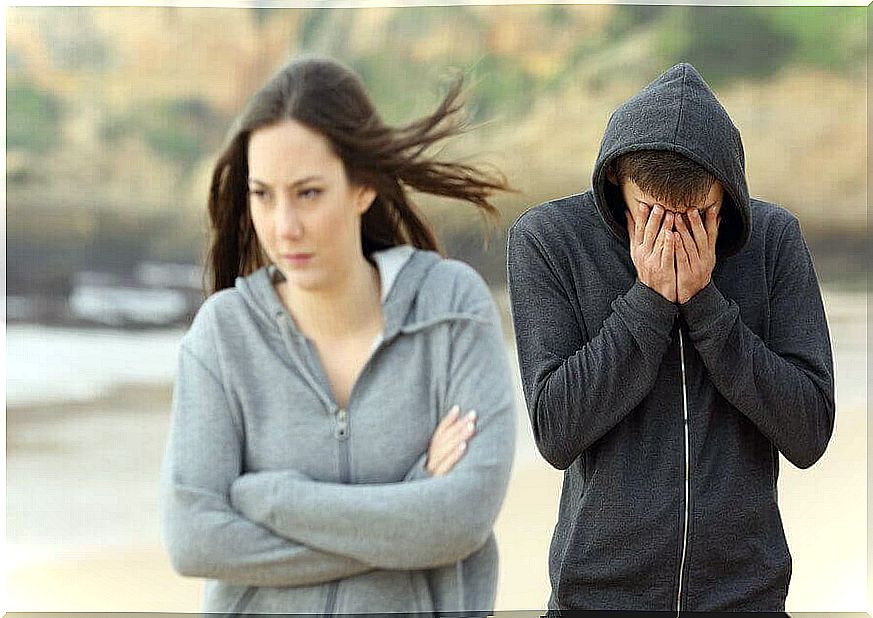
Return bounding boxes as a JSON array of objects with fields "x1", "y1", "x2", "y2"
[{"x1": 676, "y1": 329, "x2": 691, "y2": 614}]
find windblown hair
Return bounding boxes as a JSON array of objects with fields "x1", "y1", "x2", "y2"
[
  {"x1": 206, "y1": 56, "x2": 509, "y2": 295},
  {"x1": 610, "y1": 150, "x2": 715, "y2": 211}
]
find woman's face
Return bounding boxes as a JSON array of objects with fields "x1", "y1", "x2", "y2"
[{"x1": 247, "y1": 119, "x2": 375, "y2": 292}]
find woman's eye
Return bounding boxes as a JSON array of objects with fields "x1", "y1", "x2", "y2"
[
  {"x1": 248, "y1": 189, "x2": 267, "y2": 200},
  {"x1": 299, "y1": 188, "x2": 322, "y2": 200}
]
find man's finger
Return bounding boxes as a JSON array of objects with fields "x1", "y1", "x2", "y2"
[
  {"x1": 661, "y1": 228, "x2": 675, "y2": 270},
  {"x1": 675, "y1": 214, "x2": 697, "y2": 259},
  {"x1": 676, "y1": 228, "x2": 693, "y2": 270},
  {"x1": 688, "y1": 208, "x2": 707, "y2": 253},
  {"x1": 704, "y1": 206, "x2": 719, "y2": 250},
  {"x1": 632, "y1": 208, "x2": 645, "y2": 247},
  {"x1": 642, "y1": 205, "x2": 663, "y2": 252},
  {"x1": 625, "y1": 211, "x2": 637, "y2": 248},
  {"x1": 653, "y1": 211, "x2": 673, "y2": 255}
]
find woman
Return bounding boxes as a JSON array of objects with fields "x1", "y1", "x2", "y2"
[{"x1": 159, "y1": 56, "x2": 516, "y2": 614}]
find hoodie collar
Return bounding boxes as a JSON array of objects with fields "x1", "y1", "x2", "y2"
[
  {"x1": 234, "y1": 246, "x2": 441, "y2": 342},
  {"x1": 591, "y1": 62, "x2": 751, "y2": 258}
]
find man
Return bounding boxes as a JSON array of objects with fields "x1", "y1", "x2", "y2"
[{"x1": 506, "y1": 63, "x2": 834, "y2": 611}]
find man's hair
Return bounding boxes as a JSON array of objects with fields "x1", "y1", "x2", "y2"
[{"x1": 610, "y1": 150, "x2": 715, "y2": 210}]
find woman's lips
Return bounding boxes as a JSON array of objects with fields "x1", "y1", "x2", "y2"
[{"x1": 283, "y1": 253, "x2": 313, "y2": 265}]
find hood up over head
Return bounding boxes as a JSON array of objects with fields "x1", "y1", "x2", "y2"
[{"x1": 592, "y1": 62, "x2": 750, "y2": 257}]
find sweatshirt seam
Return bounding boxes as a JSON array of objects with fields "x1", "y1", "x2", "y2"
[
  {"x1": 178, "y1": 342, "x2": 245, "y2": 440},
  {"x1": 399, "y1": 312, "x2": 491, "y2": 333},
  {"x1": 513, "y1": 226, "x2": 577, "y2": 309},
  {"x1": 671, "y1": 65, "x2": 688, "y2": 147},
  {"x1": 768, "y1": 214, "x2": 798, "y2": 302}
]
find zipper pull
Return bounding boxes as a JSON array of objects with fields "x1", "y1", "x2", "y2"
[{"x1": 335, "y1": 407, "x2": 349, "y2": 440}]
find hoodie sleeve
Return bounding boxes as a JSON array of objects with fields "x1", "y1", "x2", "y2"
[
  {"x1": 506, "y1": 219, "x2": 679, "y2": 470},
  {"x1": 402, "y1": 442, "x2": 497, "y2": 613},
  {"x1": 227, "y1": 273, "x2": 516, "y2": 572},
  {"x1": 160, "y1": 343, "x2": 374, "y2": 586},
  {"x1": 679, "y1": 216, "x2": 835, "y2": 468}
]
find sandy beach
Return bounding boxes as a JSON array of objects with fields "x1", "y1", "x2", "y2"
[{"x1": 5, "y1": 287, "x2": 867, "y2": 613}]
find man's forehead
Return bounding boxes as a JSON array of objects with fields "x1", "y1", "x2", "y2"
[{"x1": 631, "y1": 182, "x2": 722, "y2": 212}]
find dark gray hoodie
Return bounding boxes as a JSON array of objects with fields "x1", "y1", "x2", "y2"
[{"x1": 506, "y1": 63, "x2": 834, "y2": 611}]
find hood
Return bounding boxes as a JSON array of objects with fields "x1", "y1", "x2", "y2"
[
  {"x1": 234, "y1": 246, "x2": 442, "y2": 343},
  {"x1": 592, "y1": 62, "x2": 750, "y2": 257}
]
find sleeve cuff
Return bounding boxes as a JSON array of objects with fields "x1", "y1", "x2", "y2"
[
  {"x1": 403, "y1": 453, "x2": 432, "y2": 481},
  {"x1": 622, "y1": 280, "x2": 679, "y2": 339},
  {"x1": 679, "y1": 281, "x2": 732, "y2": 334}
]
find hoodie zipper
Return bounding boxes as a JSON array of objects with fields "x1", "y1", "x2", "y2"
[
  {"x1": 676, "y1": 328, "x2": 691, "y2": 614},
  {"x1": 322, "y1": 406, "x2": 351, "y2": 615}
]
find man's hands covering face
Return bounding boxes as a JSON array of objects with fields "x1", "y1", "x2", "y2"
[
  {"x1": 626, "y1": 204, "x2": 720, "y2": 304},
  {"x1": 626, "y1": 205, "x2": 677, "y2": 303},
  {"x1": 674, "y1": 207, "x2": 719, "y2": 304}
]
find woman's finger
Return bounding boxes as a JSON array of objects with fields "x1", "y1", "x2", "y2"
[
  {"x1": 427, "y1": 410, "x2": 476, "y2": 473},
  {"x1": 431, "y1": 404, "x2": 460, "y2": 442},
  {"x1": 430, "y1": 440, "x2": 468, "y2": 477}
]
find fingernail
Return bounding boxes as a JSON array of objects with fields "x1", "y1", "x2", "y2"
[
  {"x1": 458, "y1": 442, "x2": 467, "y2": 453},
  {"x1": 466, "y1": 410, "x2": 477, "y2": 421},
  {"x1": 450, "y1": 405, "x2": 460, "y2": 417}
]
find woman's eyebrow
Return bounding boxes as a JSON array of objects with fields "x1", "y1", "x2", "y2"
[{"x1": 248, "y1": 175, "x2": 324, "y2": 187}]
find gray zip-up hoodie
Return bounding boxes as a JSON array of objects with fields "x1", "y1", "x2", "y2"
[
  {"x1": 506, "y1": 63, "x2": 834, "y2": 611},
  {"x1": 160, "y1": 246, "x2": 516, "y2": 614}
]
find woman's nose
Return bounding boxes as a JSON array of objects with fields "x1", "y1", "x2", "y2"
[{"x1": 276, "y1": 202, "x2": 303, "y2": 239}]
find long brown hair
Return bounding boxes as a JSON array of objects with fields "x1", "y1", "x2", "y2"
[{"x1": 206, "y1": 56, "x2": 510, "y2": 294}]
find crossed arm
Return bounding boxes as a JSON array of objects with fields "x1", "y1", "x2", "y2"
[
  {"x1": 161, "y1": 278, "x2": 515, "y2": 585},
  {"x1": 160, "y1": 346, "x2": 375, "y2": 587},
  {"x1": 228, "y1": 291, "x2": 516, "y2": 570}
]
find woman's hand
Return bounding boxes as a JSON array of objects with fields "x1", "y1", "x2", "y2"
[{"x1": 425, "y1": 405, "x2": 477, "y2": 476}]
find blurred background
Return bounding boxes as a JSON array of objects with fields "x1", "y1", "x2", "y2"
[{"x1": 5, "y1": 3, "x2": 867, "y2": 612}]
